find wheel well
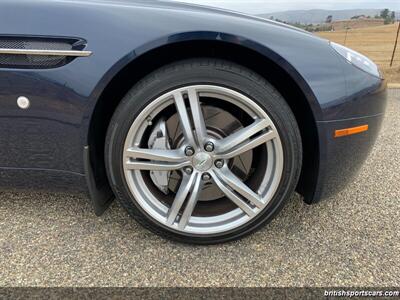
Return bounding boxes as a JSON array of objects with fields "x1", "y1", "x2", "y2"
[{"x1": 88, "y1": 40, "x2": 319, "y2": 202}]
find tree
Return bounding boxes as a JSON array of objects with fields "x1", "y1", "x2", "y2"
[
  {"x1": 326, "y1": 15, "x2": 333, "y2": 23},
  {"x1": 380, "y1": 9, "x2": 390, "y2": 19},
  {"x1": 351, "y1": 15, "x2": 366, "y2": 19},
  {"x1": 378, "y1": 9, "x2": 396, "y2": 24}
]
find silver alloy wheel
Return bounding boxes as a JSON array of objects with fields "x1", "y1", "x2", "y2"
[{"x1": 123, "y1": 85, "x2": 284, "y2": 235}]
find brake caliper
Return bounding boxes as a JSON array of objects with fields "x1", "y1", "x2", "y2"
[{"x1": 148, "y1": 118, "x2": 171, "y2": 195}]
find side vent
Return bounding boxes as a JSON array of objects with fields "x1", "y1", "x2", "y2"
[{"x1": 0, "y1": 36, "x2": 91, "y2": 69}]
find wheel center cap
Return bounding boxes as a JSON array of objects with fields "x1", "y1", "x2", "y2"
[{"x1": 192, "y1": 152, "x2": 213, "y2": 172}]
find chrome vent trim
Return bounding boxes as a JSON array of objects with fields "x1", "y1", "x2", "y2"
[
  {"x1": 0, "y1": 36, "x2": 91, "y2": 69},
  {"x1": 0, "y1": 48, "x2": 92, "y2": 57}
]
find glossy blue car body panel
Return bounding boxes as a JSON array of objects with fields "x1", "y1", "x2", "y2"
[{"x1": 0, "y1": 0, "x2": 387, "y2": 206}]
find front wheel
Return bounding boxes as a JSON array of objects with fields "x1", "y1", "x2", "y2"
[{"x1": 105, "y1": 59, "x2": 302, "y2": 244}]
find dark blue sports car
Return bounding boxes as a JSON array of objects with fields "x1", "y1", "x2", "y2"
[{"x1": 0, "y1": 0, "x2": 387, "y2": 243}]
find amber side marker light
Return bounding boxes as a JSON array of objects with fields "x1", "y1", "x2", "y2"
[{"x1": 334, "y1": 125, "x2": 369, "y2": 138}]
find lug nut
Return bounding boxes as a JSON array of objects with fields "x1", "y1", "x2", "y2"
[
  {"x1": 204, "y1": 142, "x2": 215, "y2": 152},
  {"x1": 215, "y1": 160, "x2": 224, "y2": 169},
  {"x1": 202, "y1": 173, "x2": 211, "y2": 181},
  {"x1": 185, "y1": 146, "x2": 195, "y2": 156},
  {"x1": 184, "y1": 167, "x2": 193, "y2": 175}
]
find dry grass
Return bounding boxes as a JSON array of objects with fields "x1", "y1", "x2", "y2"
[
  {"x1": 331, "y1": 18, "x2": 385, "y2": 31},
  {"x1": 384, "y1": 66, "x2": 400, "y2": 84},
  {"x1": 317, "y1": 22, "x2": 400, "y2": 83}
]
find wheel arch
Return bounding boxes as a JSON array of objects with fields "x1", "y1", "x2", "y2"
[{"x1": 85, "y1": 32, "x2": 321, "y2": 213}]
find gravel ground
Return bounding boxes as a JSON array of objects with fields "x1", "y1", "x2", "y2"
[{"x1": 0, "y1": 90, "x2": 399, "y2": 288}]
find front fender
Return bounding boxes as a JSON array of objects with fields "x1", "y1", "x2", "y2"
[{"x1": 82, "y1": 30, "x2": 324, "y2": 132}]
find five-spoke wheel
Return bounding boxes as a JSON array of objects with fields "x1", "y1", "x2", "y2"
[{"x1": 123, "y1": 85, "x2": 283, "y2": 233}]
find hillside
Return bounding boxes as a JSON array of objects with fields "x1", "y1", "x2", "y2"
[{"x1": 258, "y1": 9, "x2": 400, "y2": 24}]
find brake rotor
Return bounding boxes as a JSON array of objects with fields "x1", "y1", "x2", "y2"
[{"x1": 163, "y1": 105, "x2": 254, "y2": 202}]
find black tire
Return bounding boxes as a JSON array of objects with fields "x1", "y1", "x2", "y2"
[{"x1": 105, "y1": 58, "x2": 302, "y2": 244}]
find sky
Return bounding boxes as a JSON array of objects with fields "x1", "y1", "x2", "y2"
[{"x1": 174, "y1": 0, "x2": 400, "y2": 14}]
